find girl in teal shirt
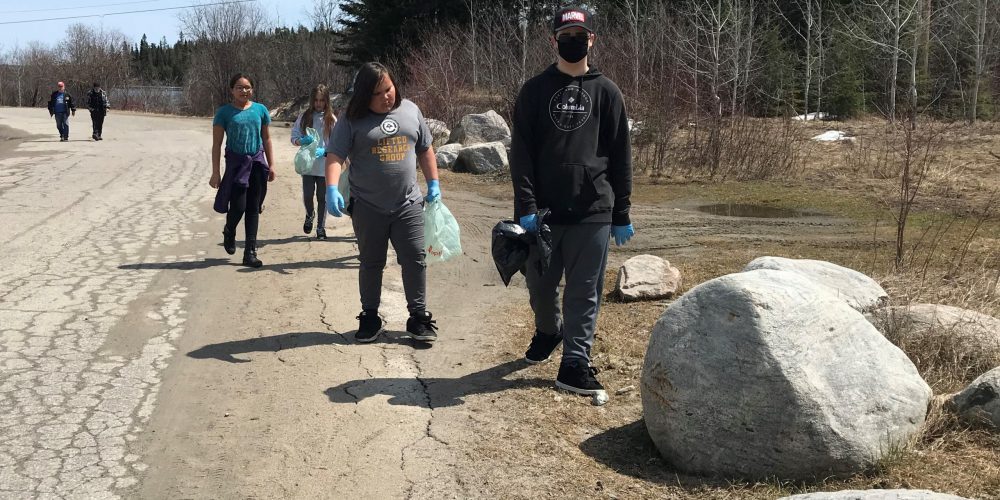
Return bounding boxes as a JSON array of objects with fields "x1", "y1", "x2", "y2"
[{"x1": 210, "y1": 73, "x2": 275, "y2": 268}]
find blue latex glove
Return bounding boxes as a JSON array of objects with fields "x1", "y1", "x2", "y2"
[
  {"x1": 519, "y1": 213, "x2": 538, "y2": 233},
  {"x1": 298, "y1": 135, "x2": 314, "y2": 146},
  {"x1": 315, "y1": 147, "x2": 326, "y2": 159},
  {"x1": 425, "y1": 179, "x2": 441, "y2": 203},
  {"x1": 326, "y1": 185, "x2": 345, "y2": 217},
  {"x1": 611, "y1": 224, "x2": 635, "y2": 246}
]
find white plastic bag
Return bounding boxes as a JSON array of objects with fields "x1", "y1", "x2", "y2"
[
  {"x1": 294, "y1": 127, "x2": 319, "y2": 175},
  {"x1": 423, "y1": 199, "x2": 461, "y2": 263}
]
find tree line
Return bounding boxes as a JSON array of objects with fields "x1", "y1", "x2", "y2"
[{"x1": 0, "y1": 0, "x2": 996, "y2": 125}]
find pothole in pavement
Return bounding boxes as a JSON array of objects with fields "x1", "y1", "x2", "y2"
[{"x1": 695, "y1": 203, "x2": 828, "y2": 218}]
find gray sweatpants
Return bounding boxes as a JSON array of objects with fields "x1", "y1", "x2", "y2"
[
  {"x1": 525, "y1": 223, "x2": 611, "y2": 364},
  {"x1": 351, "y1": 200, "x2": 426, "y2": 314}
]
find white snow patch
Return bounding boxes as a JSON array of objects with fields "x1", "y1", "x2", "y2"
[
  {"x1": 812, "y1": 130, "x2": 851, "y2": 142},
  {"x1": 793, "y1": 112, "x2": 829, "y2": 121}
]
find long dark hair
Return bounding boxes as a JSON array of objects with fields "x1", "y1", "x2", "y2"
[
  {"x1": 300, "y1": 84, "x2": 335, "y2": 138},
  {"x1": 345, "y1": 62, "x2": 402, "y2": 121}
]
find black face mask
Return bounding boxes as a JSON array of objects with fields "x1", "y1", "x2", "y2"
[{"x1": 557, "y1": 35, "x2": 589, "y2": 63}]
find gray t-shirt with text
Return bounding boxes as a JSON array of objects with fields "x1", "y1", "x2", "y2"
[{"x1": 327, "y1": 99, "x2": 432, "y2": 214}]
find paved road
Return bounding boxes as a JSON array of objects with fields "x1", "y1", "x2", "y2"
[{"x1": 0, "y1": 108, "x2": 524, "y2": 499}]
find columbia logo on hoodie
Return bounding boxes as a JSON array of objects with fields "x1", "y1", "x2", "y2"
[{"x1": 549, "y1": 84, "x2": 593, "y2": 131}]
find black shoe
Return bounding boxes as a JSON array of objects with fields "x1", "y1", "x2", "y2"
[
  {"x1": 406, "y1": 311, "x2": 438, "y2": 341},
  {"x1": 60, "y1": 137, "x2": 67, "y2": 142},
  {"x1": 355, "y1": 311, "x2": 384, "y2": 343},
  {"x1": 242, "y1": 240, "x2": 262, "y2": 268},
  {"x1": 92, "y1": 134, "x2": 98, "y2": 141},
  {"x1": 556, "y1": 361, "x2": 606, "y2": 396},
  {"x1": 222, "y1": 226, "x2": 236, "y2": 255},
  {"x1": 524, "y1": 330, "x2": 562, "y2": 364},
  {"x1": 303, "y1": 214, "x2": 314, "y2": 234},
  {"x1": 97, "y1": 135, "x2": 103, "y2": 141},
  {"x1": 317, "y1": 226, "x2": 327, "y2": 240}
]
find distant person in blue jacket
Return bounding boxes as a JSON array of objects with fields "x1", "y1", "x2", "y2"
[{"x1": 46, "y1": 81, "x2": 76, "y2": 142}]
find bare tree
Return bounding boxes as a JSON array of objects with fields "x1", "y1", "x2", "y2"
[
  {"x1": 839, "y1": 0, "x2": 922, "y2": 123},
  {"x1": 773, "y1": 0, "x2": 825, "y2": 117}
]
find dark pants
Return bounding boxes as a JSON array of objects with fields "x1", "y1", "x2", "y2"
[
  {"x1": 351, "y1": 200, "x2": 426, "y2": 314},
  {"x1": 90, "y1": 111, "x2": 106, "y2": 138},
  {"x1": 54, "y1": 112, "x2": 69, "y2": 138},
  {"x1": 302, "y1": 175, "x2": 327, "y2": 229},
  {"x1": 525, "y1": 223, "x2": 611, "y2": 364},
  {"x1": 225, "y1": 166, "x2": 268, "y2": 245}
]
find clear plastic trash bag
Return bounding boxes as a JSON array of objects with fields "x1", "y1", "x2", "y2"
[{"x1": 424, "y1": 199, "x2": 461, "y2": 263}]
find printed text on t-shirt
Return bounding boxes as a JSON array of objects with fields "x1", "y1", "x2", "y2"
[{"x1": 371, "y1": 135, "x2": 410, "y2": 162}]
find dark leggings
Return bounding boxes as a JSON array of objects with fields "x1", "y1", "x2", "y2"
[
  {"x1": 302, "y1": 175, "x2": 327, "y2": 227},
  {"x1": 225, "y1": 167, "x2": 268, "y2": 242}
]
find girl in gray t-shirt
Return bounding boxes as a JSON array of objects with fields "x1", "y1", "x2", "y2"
[{"x1": 324, "y1": 62, "x2": 443, "y2": 344}]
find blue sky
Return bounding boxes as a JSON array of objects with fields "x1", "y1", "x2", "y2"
[{"x1": 0, "y1": 0, "x2": 318, "y2": 49}]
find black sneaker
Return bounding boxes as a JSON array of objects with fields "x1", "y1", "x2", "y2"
[
  {"x1": 316, "y1": 226, "x2": 327, "y2": 240},
  {"x1": 222, "y1": 226, "x2": 236, "y2": 255},
  {"x1": 303, "y1": 214, "x2": 314, "y2": 234},
  {"x1": 556, "y1": 361, "x2": 607, "y2": 396},
  {"x1": 406, "y1": 311, "x2": 438, "y2": 342},
  {"x1": 355, "y1": 311, "x2": 384, "y2": 343},
  {"x1": 524, "y1": 330, "x2": 562, "y2": 364}
]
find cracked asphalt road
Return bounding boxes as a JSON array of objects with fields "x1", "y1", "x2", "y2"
[{"x1": 0, "y1": 108, "x2": 527, "y2": 499}]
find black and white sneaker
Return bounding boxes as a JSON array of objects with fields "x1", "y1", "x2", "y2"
[
  {"x1": 556, "y1": 361, "x2": 607, "y2": 397},
  {"x1": 524, "y1": 331, "x2": 562, "y2": 364},
  {"x1": 355, "y1": 311, "x2": 384, "y2": 343},
  {"x1": 316, "y1": 226, "x2": 327, "y2": 240},
  {"x1": 303, "y1": 214, "x2": 314, "y2": 234},
  {"x1": 406, "y1": 311, "x2": 438, "y2": 342}
]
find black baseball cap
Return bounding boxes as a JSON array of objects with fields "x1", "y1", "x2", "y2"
[{"x1": 552, "y1": 6, "x2": 594, "y2": 34}]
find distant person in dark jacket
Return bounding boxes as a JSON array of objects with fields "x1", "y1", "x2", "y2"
[
  {"x1": 86, "y1": 82, "x2": 111, "y2": 141},
  {"x1": 510, "y1": 6, "x2": 634, "y2": 403},
  {"x1": 46, "y1": 81, "x2": 76, "y2": 142}
]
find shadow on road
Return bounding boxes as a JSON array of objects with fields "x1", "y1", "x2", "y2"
[
  {"x1": 237, "y1": 254, "x2": 360, "y2": 273},
  {"x1": 119, "y1": 258, "x2": 234, "y2": 271},
  {"x1": 188, "y1": 331, "x2": 351, "y2": 363},
  {"x1": 258, "y1": 234, "x2": 355, "y2": 246},
  {"x1": 324, "y1": 359, "x2": 550, "y2": 408}
]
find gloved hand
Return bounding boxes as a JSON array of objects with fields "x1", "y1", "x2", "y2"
[
  {"x1": 519, "y1": 213, "x2": 538, "y2": 233},
  {"x1": 326, "y1": 185, "x2": 345, "y2": 217},
  {"x1": 425, "y1": 179, "x2": 441, "y2": 203},
  {"x1": 298, "y1": 135, "x2": 314, "y2": 146},
  {"x1": 611, "y1": 224, "x2": 635, "y2": 246},
  {"x1": 314, "y1": 147, "x2": 326, "y2": 159}
]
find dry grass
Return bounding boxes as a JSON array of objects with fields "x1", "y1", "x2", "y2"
[{"x1": 444, "y1": 117, "x2": 1000, "y2": 499}]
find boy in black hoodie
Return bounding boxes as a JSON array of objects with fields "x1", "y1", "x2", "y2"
[{"x1": 510, "y1": 5, "x2": 634, "y2": 403}]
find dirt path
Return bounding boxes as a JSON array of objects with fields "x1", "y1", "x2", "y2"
[{"x1": 0, "y1": 108, "x2": 533, "y2": 499}]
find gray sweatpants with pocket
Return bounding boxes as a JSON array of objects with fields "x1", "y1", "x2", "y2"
[
  {"x1": 524, "y1": 223, "x2": 611, "y2": 364},
  {"x1": 351, "y1": 200, "x2": 426, "y2": 314}
]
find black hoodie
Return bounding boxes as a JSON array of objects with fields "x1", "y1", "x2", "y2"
[{"x1": 510, "y1": 64, "x2": 632, "y2": 226}]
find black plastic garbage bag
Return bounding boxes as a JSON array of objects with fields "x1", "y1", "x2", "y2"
[
  {"x1": 491, "y1": 221, "x2": 530, "y2": 286},
  {"x1": 491, "y1": 210, "x2": 553, "y2": 287}
]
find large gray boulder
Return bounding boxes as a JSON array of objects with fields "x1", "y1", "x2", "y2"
[
  {"x1": 950, "y1": 366, "x2": 1000, "y2": 428},
  {"x1": 615, "y1": 255, "x2": 681, "y2": 302},
  {"x1": 426, "y1": 118, "x2": 451, "y2": 148},
  {"x1": 641, "y1": 269, "x2": 931, "y2": 480},
  {"x1": 454, "y1": 142, "x2": 508, "y2": 175},
  {"x1": 868, "y1": 304, "x2": 1000, "y2": 368},
  {"x1": 743, "y1": 257, "x2": 888, "y2": 312},
  {"x1": 780, "y1": 490, "x2": 969, "y2": 500},
  {"x1": 448, "y1": 110, "x2": 510, "y2": 146},
  {"x1": 435, "y1": 143, "x2": 463, "y2": 170}
]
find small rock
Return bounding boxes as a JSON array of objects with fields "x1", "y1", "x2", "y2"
[{"x1": 616, "y1": 385, "x2": 636, "y2": 395}]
